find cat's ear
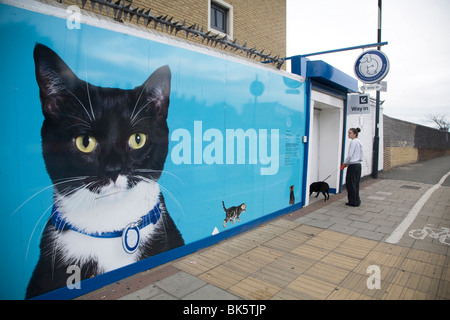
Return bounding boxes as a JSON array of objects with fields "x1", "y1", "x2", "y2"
[
  {"x1": 33, "y1": 43, "x2": 79, "y2": 118},
  {"x1": 139, "y1": 65, "x2": 171, "y2": 119}
]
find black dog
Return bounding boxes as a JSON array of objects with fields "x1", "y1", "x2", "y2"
[{"x1": 309, "y1": 182, "x2": 330, "y2": 201}]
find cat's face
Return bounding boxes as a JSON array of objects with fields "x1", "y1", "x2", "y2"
[{"x1": 34, "y1": 44, "x2": 171, "y2": 202}]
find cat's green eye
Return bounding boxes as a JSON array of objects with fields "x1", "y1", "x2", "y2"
[
  {"x1": 129, "y1": 133, "x2": 147, "y2": 150},
  {"x1": 75, "y1": 135, "x2": 97, "y2": 153}
]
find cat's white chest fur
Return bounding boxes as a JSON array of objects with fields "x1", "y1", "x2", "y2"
[
  {"x1": 56, "y1": 225, "x2": 156, "y2": 273},
  {"x1": 53, "y1": 176, "x2": 160, "y2": 273}
]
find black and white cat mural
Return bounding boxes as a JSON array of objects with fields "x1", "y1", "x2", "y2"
[
  {"x1": 26, "y1": 44, "x2": 184, "y2": 299},
  {"x1": 1, "y1": 2, "x2": 306, "y2": 299}
]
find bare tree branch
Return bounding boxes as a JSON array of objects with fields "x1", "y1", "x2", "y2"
[{"x1": 426, "y1": 113, "x2": 450, "y2": 132}]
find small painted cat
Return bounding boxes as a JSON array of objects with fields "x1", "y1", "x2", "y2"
[
  {"x1": 222, "y1": 201, "x2": 246, "y2": 228},
  {"x1": 26, "y1": 44, "x2": 184, "y2": 299},
  {"x1": 289, "y1": 185, "x2": 295, "y2": 205}
]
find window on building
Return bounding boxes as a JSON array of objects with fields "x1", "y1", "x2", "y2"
[
  {"x1": 211, "y1": 3, "x2": 227, "y2": 33},
  {"x1": 209, "y1": 0, "x2": 233, "y2": 38}
]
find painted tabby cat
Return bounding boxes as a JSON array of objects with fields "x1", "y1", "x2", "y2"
[
  {"x1": 26, "y1": 44, "x2": 184, "y2": 298},
  {"x1": 222, "y1": 201, "x2": 246, "y2": 228}
]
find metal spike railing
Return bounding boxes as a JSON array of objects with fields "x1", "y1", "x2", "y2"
[{"x1": 72, "y1": 0, "x2": 285, "y2": 69}]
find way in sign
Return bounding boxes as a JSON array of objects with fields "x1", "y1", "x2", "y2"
[{"x1": 350, "y1": 106, "x2": 369, "y2": 112}]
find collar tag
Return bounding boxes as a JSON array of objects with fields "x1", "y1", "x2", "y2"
[{"x1": 122, "y1": 222, "x2": 140, "y2": 254}]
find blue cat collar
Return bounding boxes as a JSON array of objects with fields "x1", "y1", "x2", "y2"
[{"x1": 50, "y1": 202, "x2": 161, "y2": 254}]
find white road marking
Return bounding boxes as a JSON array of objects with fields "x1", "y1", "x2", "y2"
[
  {"x1": 376, "y1": 191, "x2": 393, "y2": 195},
  {"x1": 385, "y1": 170, "x2": 450, "y2": 244},
  {"x1": 368, "y1": 196, "x2": 386, "y2": 201}
]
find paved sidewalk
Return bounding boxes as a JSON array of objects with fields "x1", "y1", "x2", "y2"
[{"x1": 77, "y1": 157, "x2": 450, "y2": 300}]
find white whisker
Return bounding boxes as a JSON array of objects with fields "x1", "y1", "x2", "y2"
[
  {"x1": 65, "y1": 88, "x2": 93, "y2": 122},
  {"x1": 158, "y1": 183, "x2": 186, "y2": 217},
  {"x1": 134, "y1": 169, "x2": 184, "y2": 184},
  {"x1": 26, "y1": 203, "x2": 54, "y2": 261},
  {"x1": 130, "y1": 84, "x2": 147, "y2": 122},
  {"x1": 130, "y1": 116, "x2": 153, "y2": 127},
  {"x1": 130, "y1": 100, "x2": 152, "y2": 125},
  {"x1": 26, "y1": 181, "x2": 96, "y2": 260},
  {"x1": 85, "y1": 82, "x2": 96, "y2": 122},
  {"x1": 65, "y1": 114, "x2": 91, "y2": 126},
  {"x1": 11, "y1": 176, "x2": 89, "y2": 217},
  {"x1": 95, "y1": 189, "x2": 126, "y2": 200},
  {"x1": 48, "y1": 181, "x2": 97, "y2": 270},
  {"x1": 84, "y1": 55, "x2": 96, "y2": 121},
  {"x1": 136, "y1": 175, "x2": 186, "y2": 217}
]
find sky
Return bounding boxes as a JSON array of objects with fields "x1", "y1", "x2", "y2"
[{"x1": 286, "y1": 0, "x2": 450, "y2": 128}]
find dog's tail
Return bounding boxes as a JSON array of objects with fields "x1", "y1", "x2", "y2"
[{"x1": 222, "y1": 201, "x2": 227, "y2": 211}]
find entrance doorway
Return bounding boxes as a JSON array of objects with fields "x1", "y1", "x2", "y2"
[{"x1": 306, "y1": 90, "x2": 344, "y2": 205}]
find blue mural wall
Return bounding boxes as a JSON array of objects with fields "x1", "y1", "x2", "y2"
[{"x1": 0, "y1": 3, "x2": 306, "y2": 299}]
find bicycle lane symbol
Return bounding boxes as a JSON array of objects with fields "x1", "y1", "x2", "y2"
[{"x1": 408, "y1": 224, "x2": 450, "y2": 246}]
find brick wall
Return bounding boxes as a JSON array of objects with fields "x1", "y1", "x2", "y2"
[
  {"x1": 383, "y1": 115, "x2": 450, "y2": 170},
  {"x1": 61, "y1": 0, "x2": 286, "y2": 68},
  {"x1": 229, "y1": 0, "x2": 286, "y2": 62}
]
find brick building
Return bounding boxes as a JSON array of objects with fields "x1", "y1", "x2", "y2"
[{"x1": 64, "y1": 0, "x2": 286, "y2": 68}]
